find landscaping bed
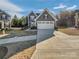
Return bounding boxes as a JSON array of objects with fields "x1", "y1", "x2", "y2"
[
  {"x1": 58, "y1": 28, "x2": 79, "y2": 35},
  {"x1": 0, "y1": 40, "x2": 36, "y2": 59},
  {"x1": 0, "y1": 30, "x2": 3, "y2": 35},
  {"x1": 8, "y1": 46, "x2": 36, "y2": 59},
  {"x1": 8, "y1": 40, "x2": 36, "y2": 59}
]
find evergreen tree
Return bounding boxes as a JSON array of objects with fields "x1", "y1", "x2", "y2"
[{"x1": 11, "y1": 15, "x2": 18, "y2": 27}]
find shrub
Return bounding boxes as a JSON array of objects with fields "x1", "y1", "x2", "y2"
[{"x1": 31, "y1": 26, "x2": 37, "y2": 29}]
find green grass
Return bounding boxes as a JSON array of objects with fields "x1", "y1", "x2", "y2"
[{"x1": 0, "y1": 29, "x2": 37, "y2": 39}]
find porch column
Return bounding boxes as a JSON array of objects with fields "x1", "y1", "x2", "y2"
[
  {"x1": 2, "y1": 21, "x2": 5, "y2": 34},
  {"x1": 9, "y1": 17, "x2": 11, "y2": 29}
]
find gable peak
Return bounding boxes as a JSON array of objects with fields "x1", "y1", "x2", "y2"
[
  {"x1": 30, "y1": 11, "x2": 34, "y2": 14},
  {"x1": 44, "y1": 8, "x2": 49, "y2": 12}
]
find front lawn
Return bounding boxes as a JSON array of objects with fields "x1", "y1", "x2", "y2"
[
  {"x1": 0, "y1": 29, "x2": 37, "y2": 39},
  {"x1": 58, "y1": 28, "x2": 79, "y2": 35},
  {"x1": 6, "y1": 29, "x2": 37, "y2": 35}
]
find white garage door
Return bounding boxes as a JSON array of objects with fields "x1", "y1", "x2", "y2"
[{"x1": 37, "y1": 21, "x2": 54, "y2": 29}]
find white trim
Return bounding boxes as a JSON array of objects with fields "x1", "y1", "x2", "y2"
[
  {"x1": 47, "y1": 9, "x2": 58, "y2": 21},
  {"x1": 37, "y1": 21, "x2": 54, "y2": 24},
  {"x1": 0, "y1": 20, "x2": 4, "y2": 29},
  {"x1": 37, "y1": 21, "x2": 54, "y2": 29},
  {"x1": 28, "y1": 15, "x2": 30, "y2": 27}
]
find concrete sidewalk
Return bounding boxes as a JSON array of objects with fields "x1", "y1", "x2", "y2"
[{"x1": 31, "y1": 31, "x2": 79, "y2": 59}]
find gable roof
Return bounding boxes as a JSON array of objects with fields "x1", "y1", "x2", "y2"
[
  {"x1": 28, "y1": 11, "x2": 37, "y2": 17},
  {"x1": 35, "y1": 8, "x2": 58, "y2": 21},
  {"x1": 36, "y1": 13, "x2": 40, "y2": 16},
  {"x1": 0, "y1": 9, "x2": 10, "y2": 17}
]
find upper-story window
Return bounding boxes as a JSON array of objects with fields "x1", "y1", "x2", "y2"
[
  {"x1": 44, "y1": 14, "x2": 48, "y2": 19},
  {"x1": 7, "y1": 17, "x2": 10, "y2": 20},
  {"x1": 30, "y1": 16, "x2": 35, "y2": 20},
  {"x1": 2, "y1": 14, "x2": 6, "y2": 19}
]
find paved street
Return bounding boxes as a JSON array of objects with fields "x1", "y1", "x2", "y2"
[{"x1": 31, "y1": 31, "x2": 79, "y2": 59}]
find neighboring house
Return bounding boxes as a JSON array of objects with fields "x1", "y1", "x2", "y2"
[
  {"x1": 0, "y1": 10, "x2": 11, "y2": 30},
  {"x1": 27, "y1": 9, "x2": 57, "y2": 29},
  {"x1": 28, "y1": 11, "x2": 37, "y2": 28}
]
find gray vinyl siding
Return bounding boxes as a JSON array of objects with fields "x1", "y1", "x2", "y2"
[{"x1": 37, "y1": 10, "x2": 55, "y2": 21}]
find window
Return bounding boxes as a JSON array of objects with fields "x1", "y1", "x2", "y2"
[
  {"x1": 2, "y1": 14, "x2": 6, "y2": 19},
  {"x1": 0, "y1": 16, "x2": 2, "y2": 20},
  {"x1": 8, "y1": 17, "x2": 10, "y2": 20},
  {"x1": 30, "y1": 16, "x2": 34, "y2": 20},
  {"x1": 44, "y1": 14, "x2": 48, "y2": 19}
]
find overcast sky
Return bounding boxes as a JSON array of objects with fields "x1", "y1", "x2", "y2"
[{"x1": 0, "y1": 0, "x2": 79, "y2": 17}]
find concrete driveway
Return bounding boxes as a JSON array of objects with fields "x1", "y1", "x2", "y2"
[{"x1": 31, "y1": 31, "x2": 79, "y2": 59}]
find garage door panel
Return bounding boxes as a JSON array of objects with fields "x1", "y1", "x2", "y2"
[
  {"x1": 37, "y1": 21, "x2": 54, "y2": 29},
  {"x1": 37, "y1": 24, "x2": 54, "y2": 29}
]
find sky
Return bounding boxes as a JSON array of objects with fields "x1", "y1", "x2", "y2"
[{"x1": 0, "y1": 0, "x2": 79, "y2": 17}]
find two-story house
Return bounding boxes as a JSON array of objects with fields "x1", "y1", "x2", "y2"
[
  {"x1": 28, "y1": 11, "x2": 37, "y2": 28},
  {"x1": 0, "y1": 10, "x2": 11, "y2": 30}
]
